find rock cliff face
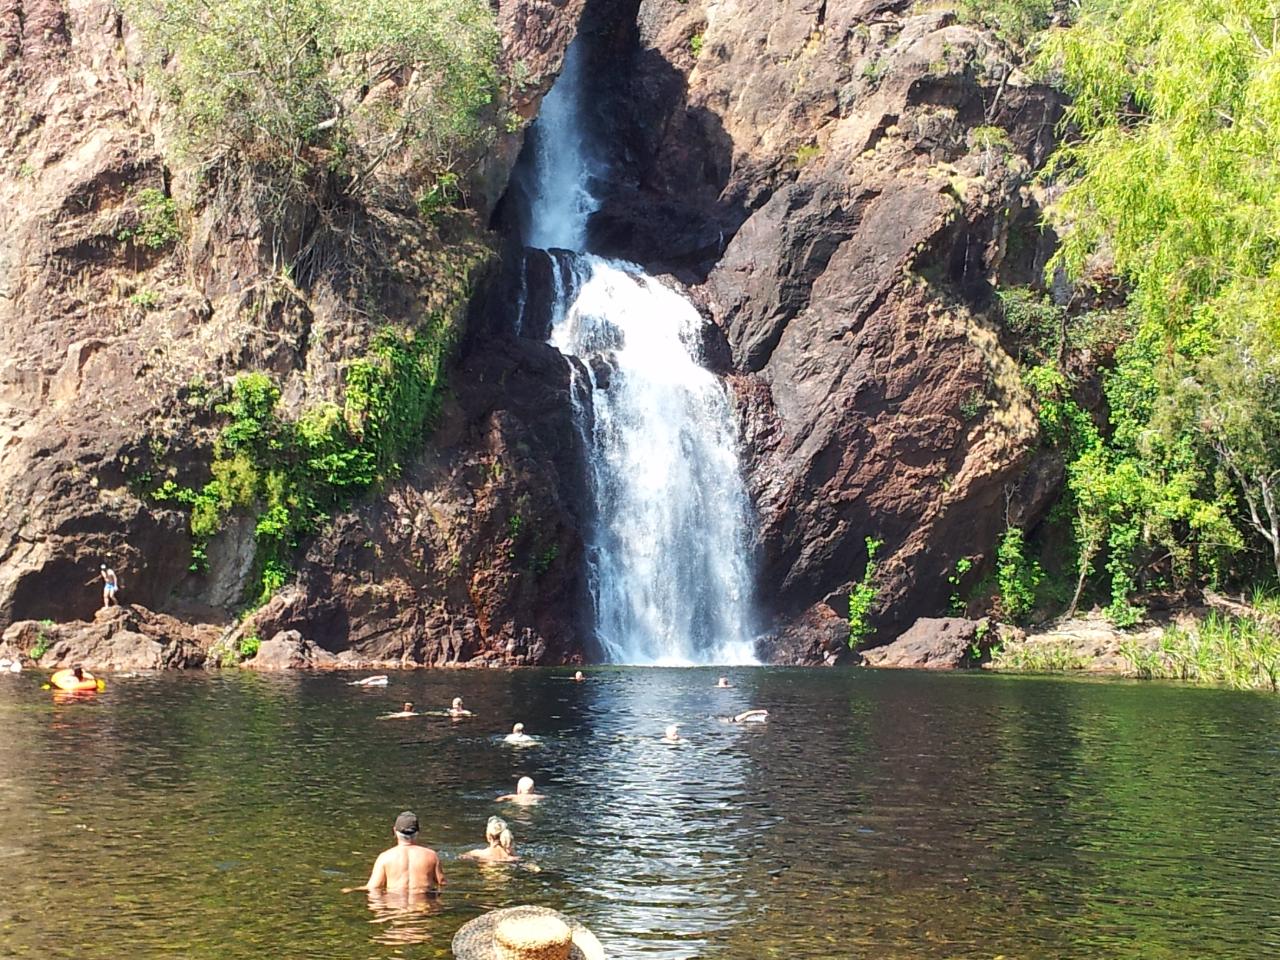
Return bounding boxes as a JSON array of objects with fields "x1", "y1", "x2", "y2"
[
  {"x1": 0, "y1": 0, "x2": 1062, "y2": 667},
  {"x1": 576, "y1": 0, "x2": 1063, "y2": 661},
  {"x1": 0, "y1": 0, "x2": 593, "y2": 664}
]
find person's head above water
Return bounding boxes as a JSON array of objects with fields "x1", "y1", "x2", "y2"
[
  {"x1": 573, "y1": 670, "x2": 584, "y2": 681},
  {"x1": 402, "y1": 702, "x2": 413, "y2": 712},
  {"x1": 512, "y1": 722, "x2": 524, "y2": 735},
  {"x1": 485, "y1": 816, "x2": 514, "y2": 852},
  {"x1": 664, "y1": 724, "x2": 680, "y2": 741},
  {"x1": 452, "y1": 697, "x2": 464, "y2": 708},
  {"x1": 393, "y1": 810, "x2": 419, "y2": 840},
  {"x1": 73, "y1": 666, "x2": 84, "y2": 680},
  {"x1": 516, "y1": 776, "x2": 535, "y2": 795},
  {"x1": 716, "y1": 677, "x2": 731, "y2": 688}
]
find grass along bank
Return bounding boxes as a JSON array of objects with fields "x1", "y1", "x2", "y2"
[{"x1": 988, "y1": 595, "x2": 1280, "y2": 691}]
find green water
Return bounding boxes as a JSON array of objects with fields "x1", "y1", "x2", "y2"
[{"x1": 1, "y1": 667, "x2": 1278, "y2": 959}]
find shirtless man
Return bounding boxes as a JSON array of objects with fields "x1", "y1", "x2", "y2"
[
  {"x1": 496, "y1": 776, "x2": 545, "y2": 804},
  {"x1": 100, "y1": 565, "x2": 119, "y2": 609},
  {"x1": 345, "y1": 811, "x2": 445, "y2": 893},
  {"x1": 448, "y1": 697, "x2": 473, "y2": 718}
]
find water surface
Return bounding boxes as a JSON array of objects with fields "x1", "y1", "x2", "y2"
[{"x1": 1, "y1": 668, "x2": 1278, "y2": 959}]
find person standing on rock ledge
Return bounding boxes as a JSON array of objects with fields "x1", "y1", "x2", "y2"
[{"x1": 99, "y1": 564, "x2": 119, "y2": 609}]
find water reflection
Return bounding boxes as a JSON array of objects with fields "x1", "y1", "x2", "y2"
[
  {"x1": 364, "y1": 889, "x2": 445, "y2": 947},
  {"x1": 1, "y1": 669, "x2": 1279, "y2": 959}
]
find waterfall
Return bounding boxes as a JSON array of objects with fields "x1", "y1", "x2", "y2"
[{"x1": 518, "y1": 39, "x2": 758, "y2": 666}]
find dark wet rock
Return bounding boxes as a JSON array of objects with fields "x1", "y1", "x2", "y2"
[
  {"x1": 757, "y1": 601, "x2": 850, "y2": 666},
  {"x1": 860, "y1": 616, "x2": 994, "y2": 669}
]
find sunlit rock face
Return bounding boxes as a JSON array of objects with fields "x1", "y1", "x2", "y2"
[{"x1": 573, "y1": 0, "x2": 1064, "y2": 661}]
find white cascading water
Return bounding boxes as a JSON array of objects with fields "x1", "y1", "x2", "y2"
[{"x1": 521, "y1": 40, "x2": 758, "y2": 665}]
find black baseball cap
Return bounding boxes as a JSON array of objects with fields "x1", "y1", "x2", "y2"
[{"x1": 394, "y1": 811, "x2": 419, "y2": 836}]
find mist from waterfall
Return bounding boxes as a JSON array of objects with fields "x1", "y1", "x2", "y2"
[{"x1": 518, "y1": 38, "x2": 758, "y2": 665}]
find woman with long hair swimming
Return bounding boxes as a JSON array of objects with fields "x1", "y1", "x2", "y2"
[{"x1": 461, "y1": 817, "x2": 518, "y2": 862}]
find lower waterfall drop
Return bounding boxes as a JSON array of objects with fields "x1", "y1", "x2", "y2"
[{"x1": 547, "y1": 255, "x2": 758, "y2": 665}]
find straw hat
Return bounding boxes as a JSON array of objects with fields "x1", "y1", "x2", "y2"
[{"x1": 452, "y1": 905, "x2": 605, "y2": 960}]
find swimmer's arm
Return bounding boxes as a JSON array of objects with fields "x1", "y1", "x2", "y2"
[
  {"x1": 433, "y1": 854, "x2": 446, "y2": 888},
  {"x1": 355, "y1": 852, "x2": 388, "y2": 891}
]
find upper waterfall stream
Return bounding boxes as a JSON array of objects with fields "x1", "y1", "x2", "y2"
[{"x1": 515, "y1": 40, "x2": 758, "y2": 665}]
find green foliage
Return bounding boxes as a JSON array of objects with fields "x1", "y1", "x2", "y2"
[
  {"x1": 1039, "y1": 0, "x2": 1280, "y2": 586},
  {"x1": 955, "y1": 0, "x2": 1056, "y2": 48},
  {"x1": 689, "y1": 32, "x2": 704, "y2": 57},
  {"x1": 164, "y1": 318, "x2": 453, "y2": 606},
  {"x1": 416, "y1": 172, "x2": 461, "y2": 222},
  {"x1": 238, "y1": 633, "x2": 262, "y2": 660},
  {"x1": 948, "y1": 557, "x2": 974, "y2": 614},
  {"x1": 848, "y1": 537, "x2": 883, "y2": 647},
  {"x1": 991, "y1": 639, "x2": 1091, "y2": 672},
  {"x1": 792, "y1": 144, "x2": 820, "y2": 168},
  {"x1": 1120, "y1": 614, "x2": 1280, "y2": 690},
  {"x1": 996, "y1": 527, "x2": 1042, "y2": 621},
  {"x1": 29, "y1": 627, "x2": 52, "y2": 661},
  {"x1": 118, "y1": 188, "x2": 181, "y2": 250},
  {"x1": 128, "y1": 289, "x2": 162, "y2": 310},
  {"x1": 123, "y1": 0, "x2": 500, "y2": 205}
]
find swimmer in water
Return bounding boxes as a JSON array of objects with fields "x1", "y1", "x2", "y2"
[
  {"x1": 663, "y1": 724, "x2": 682, "y2": 743},
  {"x1": 503, "y1": 722, "x2": 535, "y2": 744},
  {"x1": 573, "y1": 670, "x2": 585, "y2": 682},
  {"x1": 448, "y1": 697, "x2": 473, "y2": 718},
  {"x1": 496, "y1": 776, "x2": 545, "y2": 804},
  {"x1": 716, "y1": 677, "x2": 732, "y2": 688},
  {"x1": 380, "y1": 702, "x2": 418, "y2": 720},
  {"x1": 726, "y1": 709, "x2": 768, "y2": 724},
  {"x1": 349, "y1": 675, "x2": 389, "y2": 687},
  {"x1": 342, "y1": 811, "x2": 445, "y2": 893},
  {"x1": 460, "y1": 816, "x2": 519, "y2": 863}
]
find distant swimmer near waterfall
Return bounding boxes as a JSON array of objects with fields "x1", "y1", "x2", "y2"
[
  {"x1": 461, "y1": 817, "x2": 518, "y2": 863},
  {"x1": 497, "y1": 776, "x2": 545, "y2": 805},
  {"x1": 380, "y1": 702, "x2": 418, "y2": 720},
  {"x1": 716, "y1": 677, "x2": 732, "y2": 688},
  {"x1": 343, "y1": 811, "x2": 445, "y2": 894}
]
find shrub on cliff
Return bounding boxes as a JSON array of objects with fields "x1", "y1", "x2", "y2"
[{"x1": 124, "y1": 0, "x2": 499, "y2": 212}]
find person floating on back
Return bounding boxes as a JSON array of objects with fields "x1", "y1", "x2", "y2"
[
  {"x1": 380, "y1": 702, "x2": 418, "y2": 720},
  {"x1": 727, "y1": 709, "x2": 768, "y2": 724},
  {"x1": 461, "y1": 816, "x2": 519, "y2": 863},
  {"x1": 504, "y1": 722, "x2": 535, "y2": 744},
  {"x1": 99, "y1": 564, "x2": 119, "y2": 609},
  {"x1": 449, "y1": 697, "x2": 473, "y2": 718},
  {"x1": 343, "y1": 811, "x2": 445, "y2": 893},
  {"x1": 497, "y1": 776, "x2": 545, "y2": 804}
]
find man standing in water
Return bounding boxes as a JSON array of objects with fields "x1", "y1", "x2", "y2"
[{"x1": 345, "y1": 811, "x2": 445, "y2": 893}]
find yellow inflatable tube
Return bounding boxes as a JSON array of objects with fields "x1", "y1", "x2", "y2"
[{"x1": 50, "y1": 669, "x2": 104, "y2": 692}]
